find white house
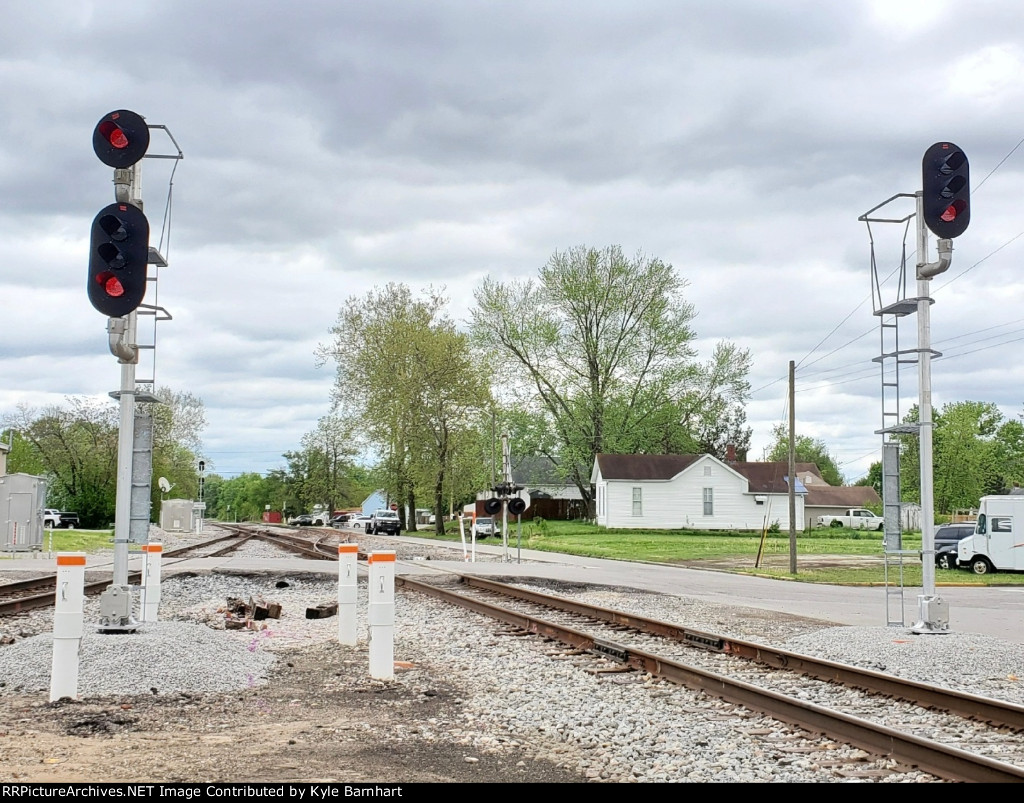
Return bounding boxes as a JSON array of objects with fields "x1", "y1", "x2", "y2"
[{"x1": 591, "y1": 453, "x2": 806, "y2": 531}]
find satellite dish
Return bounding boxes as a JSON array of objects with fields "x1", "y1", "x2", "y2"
[{"x1": 158, "y1": 477, "x2": 172, "y2": 493}]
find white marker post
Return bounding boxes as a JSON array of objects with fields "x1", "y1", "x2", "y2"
[
  {"x1": 50, "y1": 553, "x2": 86, "y2": 701},
  {"x1": 367, "y1": 551, "x2": 395, "y2": 680},
  {"x1": 459, "y1": 516, "x2": 471, "y2": 562},
  {"x1": 338, "y1": 543, "x2": 359, "y2": 646},
  {"x1": 140, "y1": 542, "x2": 163, "y2": 622}
]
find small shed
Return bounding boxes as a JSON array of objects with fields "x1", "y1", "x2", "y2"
[
  {"x1": 160, "y1": 498, "x2": 195, "y2": 533},
  {"x1": 0, "y1": 473, "x2": 47, "y2": 551}
]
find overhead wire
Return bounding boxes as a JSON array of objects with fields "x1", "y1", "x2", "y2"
[{"x1": 777, "y1": 133, "x2": 1024, "y2": 386}]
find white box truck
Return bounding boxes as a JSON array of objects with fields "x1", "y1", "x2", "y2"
[{"x1": 957, "y1": 495, "x2": 1024, "y2": 574}]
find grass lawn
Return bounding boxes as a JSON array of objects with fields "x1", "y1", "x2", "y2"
[
  {"x1": 0, "y1": 530, "x2": 114, "y2": 558},
  {"x1": 414, "y1": 519, "x2": 1024, "y2": 587}
]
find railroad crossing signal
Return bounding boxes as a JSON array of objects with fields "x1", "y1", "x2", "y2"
[
  {"x1": 93, "y1": 110, "x2": 150, "y2": 169},
  {"x1": 87, "y1": 202, "x2": 150, "y2": 317},
  {"x1": 922, "y1": 142, "x2": 970, "y2": 239}
]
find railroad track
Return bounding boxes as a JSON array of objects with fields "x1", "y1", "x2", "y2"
[
  {"x1": 230, "y1": 526, "x2": 1024, "y2": 782},
  {"x1": 0, "y1": 531, "x2": 256, "y2": 616},
  {"x1": 397, "y1": 573, "x2": 1024, "y2": 783},
  {"x1": 15, "y1": 522, "x2": 1019, "y2": 780}
]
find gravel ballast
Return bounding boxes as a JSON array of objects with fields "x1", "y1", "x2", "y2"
[{"x1": 2, "y1": 531, "x2": 1023, "y2": 782}]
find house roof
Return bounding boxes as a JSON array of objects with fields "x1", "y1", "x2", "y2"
[
  {"x1": 729, "y1": 462, "x2": 804, "y2": 494},
  {"x1": 794, "y1": 463, "x2": 827, "y2": 483},
  {"x1": 594, "y1": 453, "x2": 703, "y2": 480},
  {"x1": 804, "y1": 485, "x2": 881, "y2": 507},
  {"x1": 594, "y1": 453, "x2": 804, "y2": 494}
]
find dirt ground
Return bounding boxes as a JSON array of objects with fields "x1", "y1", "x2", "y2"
[{"x1": 0, "y1": 639, "x2": 582, "y2": 784}]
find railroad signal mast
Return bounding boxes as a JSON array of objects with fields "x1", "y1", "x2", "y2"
[
  {"x1": 913, "y1": 142, "x2": 970, "y2": 635},
  {"x1": 859, "y1": 141, "x2": 970, "y2": 634},
  {"x1": 89, "y1": 109, "x2": 181, "y2": 632}
]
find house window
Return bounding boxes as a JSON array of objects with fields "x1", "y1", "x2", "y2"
[
  {"x1": 703, "y1": 487, "x2": 713, "y2": 516},
  {"x1": 703, "y1": 465, "x2": 712, "y2": 476},
  {"x1": 632, "y1": 487, "x2": 642, "y2": 517}
]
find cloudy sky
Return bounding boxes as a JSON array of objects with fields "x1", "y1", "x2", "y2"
[{"x1": 3, "y1": 0, "x2": 1024, "y2": 483}]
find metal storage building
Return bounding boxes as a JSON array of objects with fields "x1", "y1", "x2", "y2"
[{"x1": 1, "y1": 473, "x2": 47, "y2": 551}]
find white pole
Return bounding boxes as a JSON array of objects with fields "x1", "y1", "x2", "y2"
[
  {"x1": 338, "y1": 543, "x2": 358, "y2": 646},
  {"x1": 913, "y1": 191, "x2": 949, "y2": 634},
  {"x1": 367, "y1": 551, "x2": 395, "y2": 680},
  {"x1": 50, "y1": 553, "x2": 86, "y2": 701},
  {"x1": 140, "y1": 542, "x2": 162, "y2": 622}
]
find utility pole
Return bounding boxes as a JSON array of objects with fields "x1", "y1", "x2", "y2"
[{"x1": 788, "y1": 360, "x2": 797, "y2": 574}]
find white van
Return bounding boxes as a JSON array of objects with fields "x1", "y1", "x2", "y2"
[{"x1": 957, "y1": 495, "x2": 1024, "y2": 574}]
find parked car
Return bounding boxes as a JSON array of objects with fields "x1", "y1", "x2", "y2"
[
  {"x1": 933, "y1": 522, "x2": 976, "y2": 570},
  {"x1": 368, "y1": 509, "x2": 401, "y2": 535},
  {"x1": 349, "y1": 514, "x2": 372, "y2": 531},
  {"x1": 473, "y1": 517, "x2": 500, "y2": 538},
  {"x1": 291, "y1": 514, "x2": 314, "y2": 526},
  {"x1": 331, "y1": 513, "x2": 351, "y2": 529},
  {"x1": 43, "y1": 509, "x2": 79, "y2": 529}
]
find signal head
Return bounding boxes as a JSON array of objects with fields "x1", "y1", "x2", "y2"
[
  {"x1": 922, "y1": 142, "x2": 970, "y2": 239},
  {"x1": 87, "y1": 202, "x2": 149, "y2": 317},
  {"x1": 93, "y1": 110, "x2": 150, "y2": 168}
]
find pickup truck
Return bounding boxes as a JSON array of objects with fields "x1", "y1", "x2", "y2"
[
  {"x1": 368, "y1": 509, "x2": 401, "y2": 535},
  {"x1": 816, "y1": 508, "x2": 884, "y2": 530},
  {"x1": 43, "y1": 509, "x2": 80, "y2": 529}
]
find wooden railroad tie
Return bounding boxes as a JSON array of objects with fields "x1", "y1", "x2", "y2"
[{"x1": 305, "y1": 602, "x2": 339, "y2": 620}]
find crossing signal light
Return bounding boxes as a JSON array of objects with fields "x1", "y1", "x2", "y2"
[
  {"x1": 93, "y1": 110, "x2": 150, "y2": 168},
  {"x1": 922, "y1": 142, "x2": 970, "y2": 239},
  {"x1": 483, "y1": 498, "x2": 502, "y2": 516},
  {"x1": 88, "y1": 202, "x2": 150, "y2": 317},
  {"x1": 507, "y1": 497, "x2": 527, "y2": 516}
]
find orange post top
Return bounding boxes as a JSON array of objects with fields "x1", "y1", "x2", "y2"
[
  {"x1": 142, "y1": 544, "x2": 163, "y2": 553},
  {"x1": 56, "y1": 555, "x2": 86, "y2": 566},
  {"x1": 338, "y1": 544, "x2": 359, "y2": 554},
  {"x1": 367, "y1": 552, "x2": 396, "y2": 563}
]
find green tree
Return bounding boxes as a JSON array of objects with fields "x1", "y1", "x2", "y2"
[
  {"x1": 854, "y1": 461, "x2": 883, "y2": 496},
  {"x1": 147, "y1": 387, "x2": 207, "y2": 517},
  {"x1": 932, "y1": 401, "x2": 1001, "y2": 513},
  {"x1": 897, "y1": 401, "x2": 1014, "y2": 513},
  {"x1": 4, "y1": 399, "x2": 119, "y2": 528},
  {"x1": 471, "y1": 245, "x2": 751, "y2": 506},
  {"x1": 991, "y1": 418, "x2": 1024, "y2": 493},
  {"x1": 766, "y1": 423, "x2": 845, "y2": 486},
  {"x1": 4, "y1": 389, "x2": 207, "y2": 528},
  {"x1": 318, "y1": 284, "x2": 491, "y2": 532}
]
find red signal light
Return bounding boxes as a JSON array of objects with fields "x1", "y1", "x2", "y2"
[
  {"x1": 940, "y1": 200, "x2": 965, "y2": 223},
  {"x1": 98, "y1": 120, "x2": 129, "y2": 149},
  {"x1": 97, "y1": 272, "x2": 125, "y2": 297}
]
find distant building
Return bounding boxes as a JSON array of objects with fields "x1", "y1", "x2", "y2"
[
  {"x1": 591, "y1": 453, "x2": 806, "y2": 531},
  {"x1": 361, "y1": 490, "x2": 388, "y2": 515}
]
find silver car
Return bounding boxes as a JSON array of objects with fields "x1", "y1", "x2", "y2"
[{"x1": 349, "y1": 514, "x2": 372, "y2": 531}]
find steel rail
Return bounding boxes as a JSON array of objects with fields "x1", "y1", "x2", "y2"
[
  {"x1": 0, "y1": 531, "x2": 253, "y2": 616},
  {"x1": 397, "y1": 574, "x2": 1024, "y2": 783},
  {"x1": 454, "y1": 574, "x2": 1024, "y2": 732}
]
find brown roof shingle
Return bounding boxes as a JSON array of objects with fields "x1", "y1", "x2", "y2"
[
  {"x1": 594, "y1": 453, "x2": 702, "y2": 480},
  {"x1": 804, "y1": 485, "x2": 881, "y2": 507}
]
